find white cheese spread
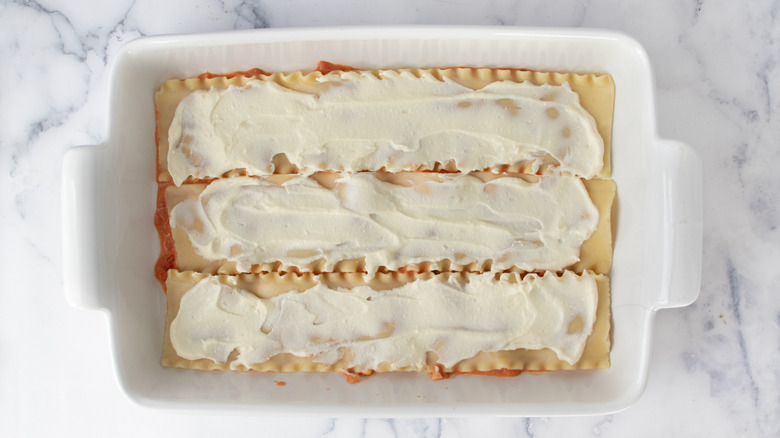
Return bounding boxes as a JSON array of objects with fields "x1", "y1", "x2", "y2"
[
  {"x1": 167, "y1": 71, "x2": 604, "y2": 185},
  {"x1": 170, "y1": 271, "x2": 599, "y2": 369},
  {"x1": 169, "y1": 173, "x2": 599, "y2": 273}
]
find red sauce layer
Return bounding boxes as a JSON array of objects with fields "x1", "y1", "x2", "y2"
[
  {"x1": 197, "y1": 68, "x2": 271, "y2": 80},
  {"x1": 316, "y1": 61, "x2": 358, "y2": 74},
  {"x1": 154, "y1": 182, "x2": 176, "y2": 290}
]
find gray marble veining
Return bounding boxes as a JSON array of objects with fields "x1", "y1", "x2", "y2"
[{"x1": 1, "y1": 0, "x2": 778, "y2": 436}]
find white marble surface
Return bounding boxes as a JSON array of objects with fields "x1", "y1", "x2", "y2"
[{"x1": 1, "y1": 0, "x2": 778, "y2": 436}]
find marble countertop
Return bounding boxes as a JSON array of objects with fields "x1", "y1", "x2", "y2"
[{"x1": 1, "y1": 0, "x2": 778, "y2": 436}]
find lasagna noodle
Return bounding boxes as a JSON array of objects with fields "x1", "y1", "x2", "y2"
[
  {"x1": 155, "y1": 67, "x2": 614, "y2": 183},
  {"x1": 160, "y1": 173, "x2": 615, "y2": 276},
  {"x1": 161, "y1": 270, "x2": 611, "y2": 373}
]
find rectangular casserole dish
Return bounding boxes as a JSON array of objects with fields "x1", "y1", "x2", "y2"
[{"x1": 60, "y1": 26, "x2": 702, "y2": 416}]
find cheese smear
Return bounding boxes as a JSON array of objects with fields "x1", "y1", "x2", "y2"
[
  {"x1": 169, "y1": 174, "x2": 599, "y2": 273},
  {"x1": 170, "y1": 271, "x2": 599, "y2": 369},
  {"x1": 167, "y1": 71, "x2": 604, "y2": 185}
]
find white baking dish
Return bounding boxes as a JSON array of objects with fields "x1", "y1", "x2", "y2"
[{"x1": 60, "y1": 26, "x2": 702, "y2": 416}]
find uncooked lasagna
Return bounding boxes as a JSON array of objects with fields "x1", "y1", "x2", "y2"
[{"x1": 154, "y1": 62, "x2": 616, "y2": 381}]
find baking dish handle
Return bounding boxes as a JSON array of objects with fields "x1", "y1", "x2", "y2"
[
  {"x1": 657, "y1": 139, "x2": 703, "y2": 309},
  {"x1": 61, "y1": 145, "x2": 107, "y2": 311}
]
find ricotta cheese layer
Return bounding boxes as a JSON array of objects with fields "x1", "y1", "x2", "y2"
[
  {"x1": 170, "y1": 271, "x2": 599, "y2": 369},
  {"x1": 169, "y1": 173, "x2": 599, "y2": 273},
  {"x1": 167, "y1": 71, "x2": 604, "y2": 185}
]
